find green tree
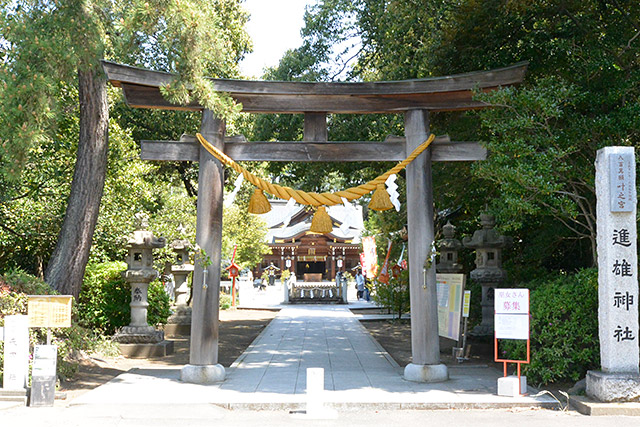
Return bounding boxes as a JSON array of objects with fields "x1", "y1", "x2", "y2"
[
  {"x1": 222, "y1": 203, "x2": 270, "y2": 270},
  {"x1": 434, "y1": 0, "x2": 640, "y2": 265},
  {"x1": 268, "y1": 0, "x2": 640, "y2": 269},
  {"x1": 0, "y1": 0, "x2": 251, "y2": 297}
]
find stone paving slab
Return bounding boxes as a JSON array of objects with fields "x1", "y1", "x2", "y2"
[{"x1": 70, "y1": 304, "x2": 557, "y2": 410}]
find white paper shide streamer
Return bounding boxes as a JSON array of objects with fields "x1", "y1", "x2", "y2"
[
  {"x1": 282, "y1": 198, "x2": 298, "y2": 228},
  {"x1": 339, "y1": 197, "x2": 359, "y2": 234},
  {"x1": 224, "y1": 174, "x2": 244, "y2": 207},
  {"x1": 385, "y1": 174, "x2": 401, "y2": 212}
]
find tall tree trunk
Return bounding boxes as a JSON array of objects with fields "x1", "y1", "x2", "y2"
[{"x1": 45, "y1": 68, "x2": 109, "y2": 298}]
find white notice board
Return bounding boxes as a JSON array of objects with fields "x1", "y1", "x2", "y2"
[
  {"x1": 495, "y1": 313, "x2": 529, "y2": 339},
  {"x1": 494, "y1": 288, "x2": 530, "y2": 340}
]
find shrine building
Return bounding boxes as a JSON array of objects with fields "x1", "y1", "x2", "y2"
[{"x1": 257, "y1": 199, "x2": 364, "y2": 281}]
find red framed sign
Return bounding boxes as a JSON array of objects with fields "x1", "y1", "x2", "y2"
[{"x1": 494, "y1": 288, "x2": 530, "y2": 395}]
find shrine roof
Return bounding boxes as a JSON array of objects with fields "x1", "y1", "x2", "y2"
[
  {"x1": 102, "y1": 61, "x2": 527, "y2": 114},
  {"x1": 260, "y1": 200, "x2": 364, "y2": 243}
]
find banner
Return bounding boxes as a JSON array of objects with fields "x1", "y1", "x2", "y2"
[
  {"x1": 397, "y1": 243, "x2": 407, "y2": 270},
  {"x1": 361, "y1": 236, "x2": 378, "y2": 279},
  {"x1": 377, "y1": 241, "x2": 393, "y2": 284}
]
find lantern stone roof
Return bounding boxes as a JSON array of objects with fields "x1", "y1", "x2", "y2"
[{"x1": 462, "y1": 213, "x2": 512, "y2": 249}]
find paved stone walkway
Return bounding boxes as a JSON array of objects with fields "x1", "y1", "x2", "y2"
[
  {"x1": 221, "y1": 305, "x2": 402, "y2": 394},
  {"x1": 68, "y1": 304, "x2": 556, "y2": 409}
]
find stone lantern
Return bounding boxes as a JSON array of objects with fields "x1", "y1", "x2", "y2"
[
  {"x1": 170, "y1": 239, "x2": 193, "y2": 307},
  {"x1": 114, "y1": 213, "x2": 166, "y2": 345},
  {"x1": 462, "y1": 213, "x2": 512, "y2": 336},
  {"x1": 436, "y1": 221, "x2": 464, "y2": 274},
  {"x1": 164, "y1": 239, "x2": 194, "y2": 337}
]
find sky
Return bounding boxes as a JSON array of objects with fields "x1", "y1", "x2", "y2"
[{"x1": 239, "y1": 0, "x2": 316, "y2": 78}]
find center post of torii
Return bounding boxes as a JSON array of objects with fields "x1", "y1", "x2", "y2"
[{"x1": 103, "y1": 60, "x2": 527, "y2": 384}]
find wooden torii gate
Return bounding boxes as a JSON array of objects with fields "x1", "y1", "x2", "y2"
[{"x1": 103, "y1": 61, "x2": 527, "y2": 384}]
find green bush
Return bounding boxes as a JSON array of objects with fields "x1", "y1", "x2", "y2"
[
  {"x1": 1, "y1": 268, "x2": 56, "y2": 296},
  {"x1": 372, "y1": 269, "x2": 410, "y2": 319},
  {"x1": 77, "y1": 262, "x2": 171, "y2": 335},
  {"x1": 219, "y1": 294, "x2": 232, "y2": 310},
  {"x1": 501, "y1": 268, "x2": 599, "y2": 386}
]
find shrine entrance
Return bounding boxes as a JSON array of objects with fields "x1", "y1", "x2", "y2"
[
  {"x1": 103, "y1": 60, "x2": 527, "y2": 384},
  {"x1": 297, "y1": 260, "x2": 326, "y2": 280}
]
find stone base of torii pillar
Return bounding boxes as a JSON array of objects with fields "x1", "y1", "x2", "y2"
[
  {"x1": 181, "y1": 364, "x2": 226, "y2": 384},
  {"x1": 404, "y1": 363, "x2": 449, "y2": 383}
]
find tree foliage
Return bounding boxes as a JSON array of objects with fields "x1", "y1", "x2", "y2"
[
  {"x1": 0, "y1": 0, "x2": 252, "y2": 296},
  {"x1": 222, "y1": 203, "x2": 270, "y2": 270},
  {"x1": 0, "y1": 0, "x2": 251, "y2": 174},
  {"x1": 259, "y1": 0, "x2": 640, "y2": 270}
]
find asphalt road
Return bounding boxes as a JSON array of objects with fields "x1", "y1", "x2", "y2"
[{"x1": 0, "y1": 405, "x2": 634, "y2": 427}]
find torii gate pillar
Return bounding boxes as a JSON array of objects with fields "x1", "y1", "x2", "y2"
[
  {"x1": 181, "y1": 110, "x2": 226, "y2": 384},
  {"x1": 403, "y1": 109, "x2": 448, "y2": 382}
]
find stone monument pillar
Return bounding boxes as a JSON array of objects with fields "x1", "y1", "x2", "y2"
[
  {"x1": 114, "y1": 214, "x2": 173, "y2": 357},
  {"x1": 463, "y1": 213, "x2": 512, "y2": 336},
  {"x1": 586, "y1": 147, "x2": 640, "y2": 402},
  {"x1": 436, "y1": 221, "x2": 464, "y2": 274},
  {"x1": 165, "y1": 239, "x2": 194, "y2": 337}
]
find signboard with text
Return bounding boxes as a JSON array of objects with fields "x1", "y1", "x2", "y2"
[
  {"x1": 494, "y1": 288, "x2": 529, "y2": 340},
  {"x1": 609, "y1": 152, "x2": 635, "y2": 212},
  {"x1": 2, "y1": 315, "x2": 29, "y2": 390},
  {"x1": 462, "y1": 290, "x2": 471, "y2": 318},
  {"x1": 436, "y1": 273, "x2": 465, "y2": 341},
  {"x1": 30, "y1": 345, "x2": 57, "y2": 407},
  {"x1": 28, "y1": 295, "x2": 72, "y2": 328}
]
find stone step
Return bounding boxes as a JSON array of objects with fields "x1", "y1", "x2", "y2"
[
  {"x1": 0, "y1": 389, "x2": 27, "y2": 404},
  {"x1": 118, "y1": 340, "x2": 175, "y2": 358},
  {"x1": 164, "y1": 323, "x2": 191, "y2": 337}
]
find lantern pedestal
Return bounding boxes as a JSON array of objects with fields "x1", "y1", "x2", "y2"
[{"x1": 118, "y1": 340, "x2": 175, "y2": 358}]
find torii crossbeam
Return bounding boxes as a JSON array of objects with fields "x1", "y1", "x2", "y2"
[{"x1": 103, "y1": 60, "x2": 527, "y2": 384}]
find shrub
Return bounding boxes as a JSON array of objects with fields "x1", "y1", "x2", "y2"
[
  {"x1": 372, "y1": 269, "x2": 410, "y2": 319},
  {"x1": 1, "y1": 268, "x2": 56, "y2": 295},
  {"x1": 280, "y1": 269, "x2": 291, "y2": 282},
  {"x1": 219, "y1": 294, "x2": 232, "y2": 310},
  {"x1": 77, "y1": 262, "x2": 171, "y2": 335},
  {"x1": 501, "y1": 268, "x2": 599, "y2": 386}
]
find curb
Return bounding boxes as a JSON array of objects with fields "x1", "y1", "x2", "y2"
[{"x1": 570, "y1": 395, "x2": 640, "y2": 416}]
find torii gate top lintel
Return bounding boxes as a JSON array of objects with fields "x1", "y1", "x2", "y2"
[{"x1": 102, "y1": 60, "x2": 527, "y2": 114}]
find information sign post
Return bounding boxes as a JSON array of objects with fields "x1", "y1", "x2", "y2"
[
  {"x1": 27, "y1": 295, "x2": 72, "y2": 407},
  {"x1": 29, "y1": 345, "x2": 57, "y2": 407},
  {"x1": 494, "y1": 288, "x2": 530, "y2": 396},
  {"x1": 455, "y1": 290, "x2": 472, "y2": 362}
]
